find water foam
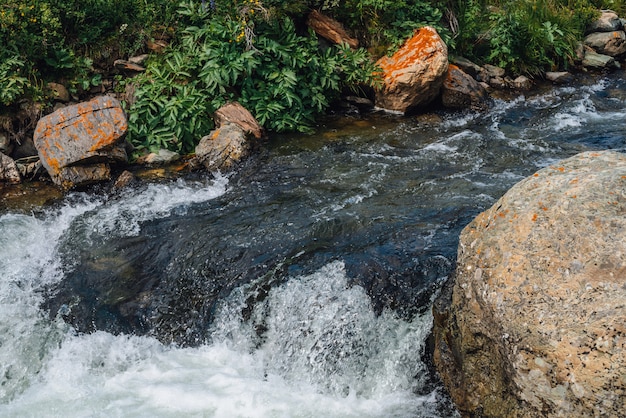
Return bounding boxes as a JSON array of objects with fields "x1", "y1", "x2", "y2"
[{"x1": 2, "y1": 262, "x2": 449, "y2": 417}]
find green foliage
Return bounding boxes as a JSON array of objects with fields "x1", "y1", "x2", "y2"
[
  {"x1": 448, "y1": 0, "x2": 593, "y2": 75},
  {"x1": 127, "y1": 1, "x2": 381, "y2": 154},
  {"x1": 0, "y1": 0, "x2": 177, "y2": 104},
  {"x1": 0, "y1": 55, "x2": 30, "y2": 106},
  {"x1": 321, "y1": 0, "x2": 451, "y2": 53}
]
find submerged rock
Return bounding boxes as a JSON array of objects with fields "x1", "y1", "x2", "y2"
[
  {"x1": 433, "y1": 151, "x2": 626, "y2": 417},
  {"x1": 375, "y1": 26, "x2": 448, "y2": 113}
]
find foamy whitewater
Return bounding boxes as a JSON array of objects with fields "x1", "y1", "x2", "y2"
[{"x1": 0, "y1": 177, "x2": 447, "y2": 418}]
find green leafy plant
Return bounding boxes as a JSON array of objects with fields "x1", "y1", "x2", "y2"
[
  {"x1": 127, "y1": 1, "x2": 381, "y2": 155},
  {"x1": 0, "y1": 55, "x2": 30, "y2": 106}
]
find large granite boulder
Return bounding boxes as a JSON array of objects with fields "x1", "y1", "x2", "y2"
[
  {"x1": 433, "y1": 151, "x2": 626, "y2": 417},
  {"x1": 375, "y1": 26, "x2": 448, "y2": 113},
  {"x1": 33, "y1": 96, "x2": 128, "y2": 188}
]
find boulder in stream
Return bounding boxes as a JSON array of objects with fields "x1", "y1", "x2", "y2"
[
  {"x1": 33, "y1": 96, "x2": 128, "y2": 189},
  {"x1": 441, "y1": 64, "x2": 490, "y2": 111},
  {"x1": 195, "y1": 102, "x2": 263, "y2": 172},
  {"x1": 433, "y1": 151, "x2": 626, "y2": 417},
  {"x1": 375, "y1": 27, "x2": 448, "y2": 113}
]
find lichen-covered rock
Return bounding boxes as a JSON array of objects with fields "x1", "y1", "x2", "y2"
[
  {"x1": 375, "y1": 27, "x2": 448, "y2": 113},
  {"x1": 441, "y1": 64, "x2": 490, "y2": 110},
  {"x1": 33, "y1": 96, "x2": 128, "y2": 188},
  {"x1": 195, "y1": 123, "x2": 250, "y2": 172},
  {"x1": 433, "y1": 151, "x2": 626, "y2": 417}
]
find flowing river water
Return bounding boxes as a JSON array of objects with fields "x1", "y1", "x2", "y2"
[{"x1": 1, "y1": 74, "x2": 625, "y2": 417}]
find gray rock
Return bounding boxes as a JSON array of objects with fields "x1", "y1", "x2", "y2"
[
  {"x1": 433, "y1": 150, "x2": 626, "y2": 417},
  {"x1": 441, "y1": 64, "x2": 490, "y2": 110},
  {"x1": 510, "y1": 75, "x2": 532, "y2": 90},
  {"x1": 195, "y1": 123, "x2": 250, "y2": 172},
  {"x1": 545, "y1": 71, "x2": 573, "y2": 84},
  {"x1": 582, "y1": 50, "x2": 616, "y2": 68},
  {"x1": 587, "y1": 10, "x2": 623, "y2": 32},
  {"x1": 483, "y1": 64, "x2": 506, "y2": 78},
  {"x1": 141, "y1": 149, "x2": 180, "y2": 165},
  {"x1": 584, "y1": 31, "x2": 626, "y2": 56},
  {"x1": 449, "y1": 55, "x2": 483, "y2": 79},
  {"x1": 0, "y1": 153, "x2": 21, "y2": 183}
]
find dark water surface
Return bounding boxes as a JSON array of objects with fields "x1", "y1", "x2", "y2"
[{"x1": 1, "y1": 74, "x2": 625, "y2": 416}]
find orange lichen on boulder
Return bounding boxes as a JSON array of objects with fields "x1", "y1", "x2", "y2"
[
  {"x1": 34, "y1": 96, "x2": 128, "y2": 187},
  {"x1": 375, "y1": 26, "x2": 448, "y2": 113}
]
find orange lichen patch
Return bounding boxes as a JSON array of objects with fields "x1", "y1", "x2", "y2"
[
  {"x1": 570, "y1": 195, "x2": 577, "y2": 198},
  {"x1": 533, "y1": 173, "x2": 539, "y2": 177},
  {"x1": 532, "y1": 213, "x2": 538, "y2": 222},
  {"x1": 377, "y1": 26, "x2": 444, "y2": 83},
  {"x1": 570, "y1": 178, "x2": 579, "y2": 184}
]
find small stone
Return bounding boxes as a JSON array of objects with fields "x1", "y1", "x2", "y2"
[
  {"x1": 545, "y1": 71, "x2": 574, "y2": 84},
  {"x1": 511, "y1": 75, "x2": 532, "y2": 90},
  {"x1": 47, "y1": 82, "x2": 70, "y2": 102}
]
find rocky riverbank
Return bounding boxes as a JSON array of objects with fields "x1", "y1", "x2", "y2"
[{"x1": 1, "y1": 10, "x2": 626, "y2": 193}]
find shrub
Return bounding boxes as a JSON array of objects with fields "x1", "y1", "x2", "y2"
[{"x1": 126, "y1": 1, "x2": 381, "y2": 155}]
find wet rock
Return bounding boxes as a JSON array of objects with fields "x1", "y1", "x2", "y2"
[
  {"x1": 587, "y1": 10, "x2": 623, "y2": 33},
  {"x1": 113, "y1": 170, "x2": 136, "y2": 189},
  {"x1": 510, "y1": 75, "x2": 532, "y2": 90},
  {"x1": 33, "y1": 96, "x2": 128, "y2": 189},
  {"x1": 433, "y1": 151, "x2": 626, "y2": 417},
  {"x1": 545, "y1": 71, "x2": 574, "y2": 84},
  {"x1": 440, "y1": 64, "x2": 490, "y2": 111},
  {"x1": 307, "y1": 9, "x2": 359, "y2": 49},
  {"x1": 137, "y1": 149, "x2": 180, "y2": 165},
  {"x1": 195, "y1": 123, "x2": 250, "y2": 172},
  {"x1": 0, "y1": 153, "x2": 21, "y2": 183},
  {"x1": 584, "y1": 30, "x2": 626, "y2": 57},
  {"x1": 582, "y1": 50, "x2": 617, "y2": 69},
  {"x1": 375, "y1": 27, "x2": 448, "y2": 113}
]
